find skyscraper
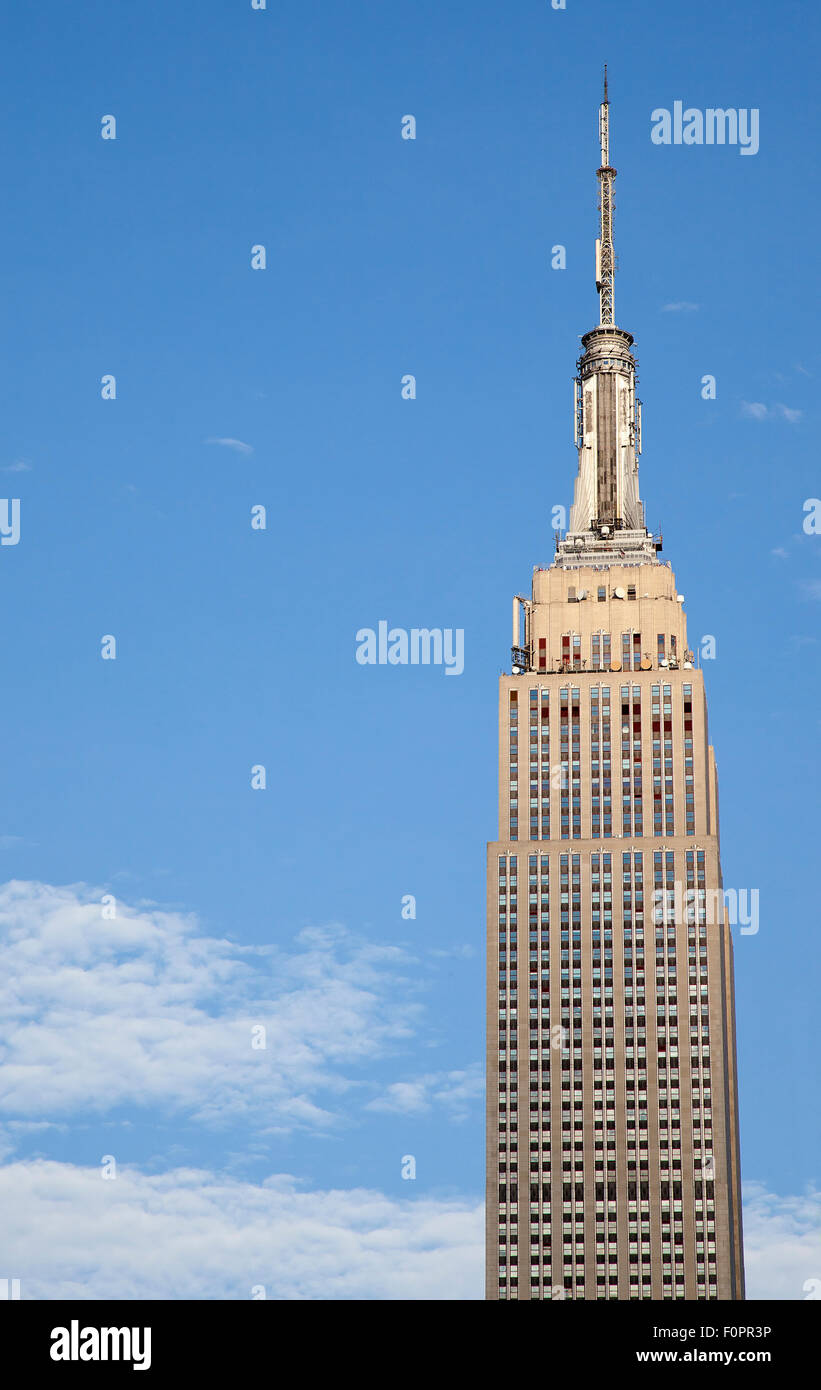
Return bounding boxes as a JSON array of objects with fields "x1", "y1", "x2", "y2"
[{"x1": 485, "y1": 74, "x2": 744, "y2": 1302}]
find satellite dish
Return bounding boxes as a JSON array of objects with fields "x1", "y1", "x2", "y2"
[
  {"x1": 659, "y1": 657, "x2": 668, "y2": 667},
  {"x1": 614, "y1": 586, "x2": 625, "y2": 599},
  {"x1": 577, "y1": 589, "x2": 587, "y2": 600},
  {"x1": 640, "y1": 657, "x2": 652, "y2": 670},
  {"x1": 512, "y1": 666, "x2": 521, "y2": 675},
  {"x1": 683, "y1": 660, "x2": 693, "y2": 669},
  {"x1": 676, "y1": 594, "x2": 685, "y2": 603},
  {"x1": 609, "y1": 659, "x2": 622, "y2": 672}
]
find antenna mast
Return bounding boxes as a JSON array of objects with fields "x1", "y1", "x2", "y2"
[{"x1": 595, "y1": 65, "x2": 616, "y2": 326}]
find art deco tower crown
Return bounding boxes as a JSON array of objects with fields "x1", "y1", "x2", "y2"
[{"x1": 557, "y1": 69, "x2": 659, "y2": 570}]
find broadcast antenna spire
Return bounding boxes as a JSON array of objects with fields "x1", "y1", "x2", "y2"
[
  {"x1": 561, "y1": 67, "x2": 655, "y2": 560},
  {"x1": 595, "y1": 64, "x2": 616, "y2": 326}
]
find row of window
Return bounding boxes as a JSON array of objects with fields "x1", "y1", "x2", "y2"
[
  {"x1": 494, "y1": 850, "x2": 716, "y2": 1300},
  {"x1": 546, "y1": 630, "x2": 681, "y2": 674},
  {"x1": 508, "y1": 686, "x2": 694, "y2": 840}
]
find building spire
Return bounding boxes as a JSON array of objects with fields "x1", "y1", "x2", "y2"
[
  {"x1": 595, "y1": 64, "x2": 616, "y2": 327},
  {"x1": 555, "y1": 72, "x2": 659, "y2": 569}
]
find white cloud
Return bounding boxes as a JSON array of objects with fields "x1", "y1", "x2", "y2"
[
  {"x1": 742, "y1": 1183, "x2": 821, "y2": 1301},
  {"x1": 662, "y1": 302, "x2": 699, "y2": 313},
  {"x1": 771, "y1": 548, "x2": 789, "y2": 559},
  {"x1": 366, "y1": 1064, "x2": 483, "y2": 1121},
  {"x1": 1, "y1": 459, "x2": 31, "y2": 473},
  {"x1": 0, "y1": 1159, "x2": 484, "y2": 1300},
  {"x1": 204, "y1": 437, "x2": 254, "y2": 455},
  {"x1": 1, "y1": 886, "x2": 815, "y2": 1301},
  {"x1": 740, "y1": 401, "x2": 802, "y2": 423},
  {"x1": 0, "y1": 1161, "x2": 814, "y2": 1301},
  {"x1": 0, "y1": 882, "x2": 418, "y2": 1138}
]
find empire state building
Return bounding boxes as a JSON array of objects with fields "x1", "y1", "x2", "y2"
[{"x1": 485, "y1": 74, "x2": 745, "y2": 1301}]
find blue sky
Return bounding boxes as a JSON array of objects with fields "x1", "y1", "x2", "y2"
[{"x1": 0, "y1": 0, "x2": 818, "y2": 1298}]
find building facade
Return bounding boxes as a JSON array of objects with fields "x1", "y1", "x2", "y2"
[{"x1": 485, "y1": 78, "x2": 744, "y2": 1301}]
